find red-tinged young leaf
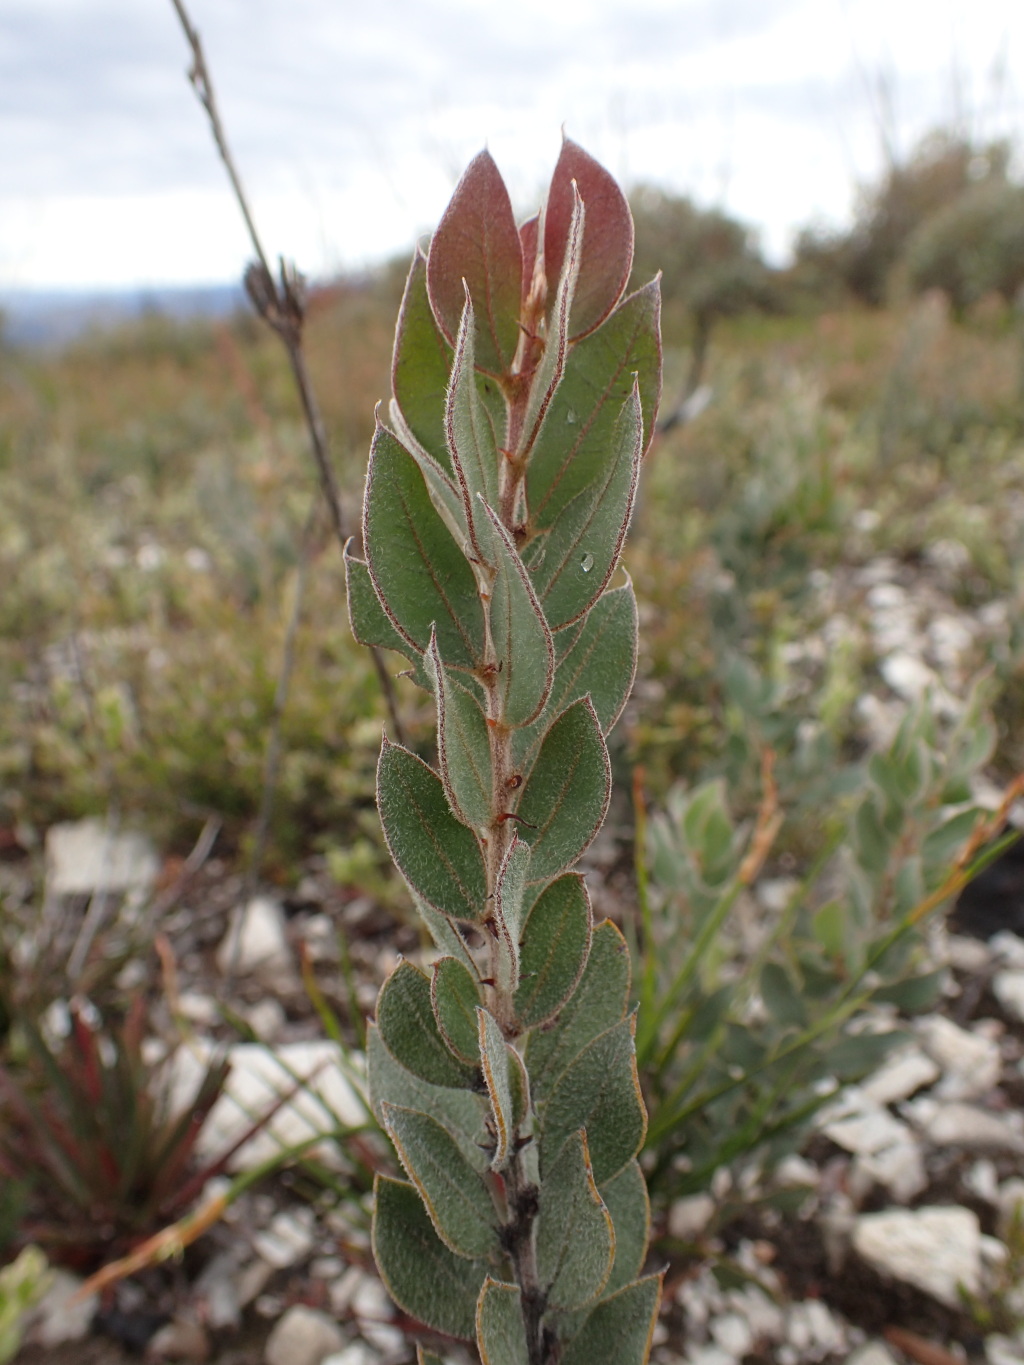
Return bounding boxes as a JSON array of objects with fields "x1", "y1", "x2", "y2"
[
  {"x1": 517, "y1": 184, "x2": 583, "y2": 465},
  {"x1": 392, "y1": 248, "x2": 454, "y2": 474},
  {"x1": 545, "y1": 137, "x2": 634, "y2": 340},
  {"x1": 520, "y1": 212, "x2": 540, "y2": 308},
  {"x1": 427, "y1": 149, "x2": 523, "y2": 377},
  {"x1": 363, "y1": 422, "x2": 485, "y2": 668},
  {"x1": 377, "y1": 738, "x2": 487, "y2": 922},
  {"x1": 515, "y1": 696, "x2": 611, "y2": 882}
]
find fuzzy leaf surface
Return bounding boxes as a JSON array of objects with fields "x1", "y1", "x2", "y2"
[
  {"x1": 363, "y1": 423, "x2": 484, "y2": 666},
  {"x1": 382, "y1": 1102, "x2": 499, "y2": 1261},
  {"x1": 345, "y1": 549, "x2": 429, "y2": 687},
  {"x1": 392, "y1": 249, "x2": 453, "y2": 473},
  {"x1": 525, "y1": 919, "x2": 631, "y2": 1096},
  {"x1": 527, "y1": 282, "x2": 661, "y2": 535},
  {"x1": 515, "y1": 697, "x2": 610, "y2": 882},
  {"x1": 432, "y1": 956, "x2": 482, "y2": 1065},
  {"x1": 545, "y1": 137, "x2": 634, "y2": 340},
  {"x1": 560, "y1": 1274, "x2": 663, "y2": 1365},
  {"x1": 475, "y1": 1279, "x2": 528, "y2": 1365},
  {"x1": 367, "y1": 1024, "x2": 487, "y2": 1173},
  {"x1": 426, "y1": 632, "x2": 492, "y2": 829},
  {"x1": 372, "y1": 1174, "x2": 486, "y2": 1341},
  {"x1": 527, "y1": 383, "x2": 643, "y2": 630},
  {"x1": 446, "y1": 296, "x2": 501, "y2": 561},
  {"x1": 377, "y1": 960, "x2": 479, "y2": 1090},
  {"x1": 518, "y1": 185, "x2": 582, "y2": 464},
  {"x1": 542, "y1": 1016, "x2": 645, "y2": 1185},
  {"x1": 413, "y1": 895, "x2": 477, "y2": 973},
  {"x1": 514, "y1": 873, "x2": 591, "y2": 1030},
  {"x1": 600, "y1": 1160, "x2": 651, "y2": 1294},
  {"x1": 478, "y1": 1007, "x2": 515, "y2": 1170},
  {"x1": 427, "y1": 149, "x2": 523, "y2": 377},
  {"x1": 493, "y1": 836, "x2": 531, "y2": 996},
  {"x1": 537, "y1": 1130, "x2": 614, "y2": 1309},
  {"x1": 481, "y1": 503, "x2": 554, "y2": 727},
  {"x1": 377, "y1": 739, "x2": 487, "y2": 921},
  {"x1": 513, "y1": 579, "x2": 638, "y2": 776}
]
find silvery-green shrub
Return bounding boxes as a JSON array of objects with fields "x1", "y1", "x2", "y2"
[{"x1": 347, "y1": 140, "x2": 663, "y2": 1365}]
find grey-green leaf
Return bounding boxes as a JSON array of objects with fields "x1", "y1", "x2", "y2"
[
  {"x1": 481, "y1": 501, "x2": 554, "y2": 727},
  {"x1": 446, "y1": 293, "x2": 501, "y2": 561},
  {"x1": 527, "y1": 382, "x2": 643, "y2": 631},
  {"x1": 392, "y1": 248, "x2": 454, "y2": 475},
  {"x1": 475, "y1": 1279, "x2": 528, "y2": 1365},
  {"x1": 494, "y1": 836, "x2": 531, "y2": 996},
  {"x1": 600, "y1": 1160, "x2": 651, "y2": 1295},
  {"x1": 512, "y1": 576, "x2": 638, "y2": 778},
  {"x1": 478, "y1": 1007, "x2": 515, "y2": 1170},
  {"x1": 515, "y1": 873, "x2": 592, "y2": 1031},
  {"x1": 377, "y1": 960, "x2": 479, "y2": 1090},
  {"x1": 372, "y1": 1174, "x2": 486, "y2": 1341},
  {"x1": 367, "y1": 1024, "x2": 488, "y2": 1173},
  {"x1": 427, "y1": 631, "x2": 493, "y2": 830},
  {"x1": 344, "y1": 546, "x2": 429, "y2": 687},
  {"x1": 363, "y1": 421, "x2": 484, "y2": 667},
  {"x1": 560, "y1": 1273, "x2": 664, "y2": 1365},
  {"x1": 541, "y1": 1016, "x2": 646, "y2": 1185},
  {"x1": 515, "y1": 697, "x2": 610, "y2": 882},
  {"x1": 537, "y1": 1130, "x2": 614, "y2": 1310},
  {"x1": 432, "y1": 956, "x2": 482, "y2": 1065},
  {"x1": 382, "y1": 1102, "x2": 500, "y2": 1261},
  {"x1": 525, "y1": 919, "x2": 631, "y2": 1096},
  {"x1": 377, "y1": 738, "x2": 487, "y2": 921},
  {"x1": 527, "y1": 280, "x2": 661, "y2": 532},
  {"x1": 414, "y1": 893, "x2": 477, "y2": 974}
]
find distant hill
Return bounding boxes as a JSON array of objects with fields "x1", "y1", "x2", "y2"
[{"x1": 0, "y1": 284, "x2": 246, "y2": 348}]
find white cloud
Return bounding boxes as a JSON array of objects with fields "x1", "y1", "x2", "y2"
[{"x1": 0, "y1": 0, "x2": 1021, "y2": 288}]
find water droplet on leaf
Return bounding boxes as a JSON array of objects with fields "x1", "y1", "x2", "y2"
[
  {"x1": 580, "y1": 552, "x2": 594, "y2": 573},
  {"x1": 566, "y1": 407, "x2": 578, "y2": 424}
]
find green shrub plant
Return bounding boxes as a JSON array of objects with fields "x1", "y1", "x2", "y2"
[{"x1": 347, "y1": 140, "x2": 663, "y2": 1364}]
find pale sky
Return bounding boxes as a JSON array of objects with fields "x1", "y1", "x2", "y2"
[{"x1": 1, "y1": 0, "x2": 1020, "y2": 292}]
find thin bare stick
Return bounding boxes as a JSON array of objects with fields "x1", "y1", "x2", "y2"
[{"x1": 168, "y1": 0, "x2": 405, "y2": 742}]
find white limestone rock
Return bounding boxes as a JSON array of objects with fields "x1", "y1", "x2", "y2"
[
  {"x1": 668, "y1": 1193, "x2": 716, "y2": 1241},
  {"x1": 253, "y1": 1206, "x2": 316, "y2": 1269},
  {"x1": 264, "y1": 1306, "x2": 345, "y2": 1365},
  {"x1": 852, "y1": 1206, "x2": 982, "y2": 1307},
  {"x1": 25, "y1": 1269, "x2": 98, "y2": 1347},
  {"x1": 218, "y1": 895, "x2": 294, "y2": 984},
  {"x1": 166, "y1": 1040, "x2": 366, "y2": 1171},
  {"x1": 916, "y1": 1015, "x2": 1001, "y2": 1100},
  {"x1": 905, "y1": 1098, "x2": 1024, "y2": 1152},
  {"x1": 860, "y1": 1044, "x2": 940, "y2": 1105},
  {"x1": 993, "y1": 971, "x2": 1024, "y2": 1024},
  {"x1": 45, "y1": 818, "x2": 158, "y2": 897}
]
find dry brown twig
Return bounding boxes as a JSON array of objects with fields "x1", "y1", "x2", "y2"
[{"x1": 168, "y1": 0, "x2": 404, "y2": 744}]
